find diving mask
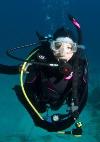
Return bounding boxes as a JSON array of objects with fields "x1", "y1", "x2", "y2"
[{"x1": 50, "y1": 37, "x2": 77, "y2": 54}]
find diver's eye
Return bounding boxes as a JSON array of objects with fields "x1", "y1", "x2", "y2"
[
  {"x1": 55, "y1": 42, "x2": 62, "y2": 49},
  {"x1": 67, "y1": 46, "x2": 72, "y2": 50}
]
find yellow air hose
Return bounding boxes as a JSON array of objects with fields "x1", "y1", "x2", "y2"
[{"x1": 20, "y1": 49, "x2": 44, "y2": 120}]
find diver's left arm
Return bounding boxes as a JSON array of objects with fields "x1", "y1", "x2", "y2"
[
  {"x1": 0, "y1": 46, "x2": 41, "y2": 75},
  {"x1": 0, "y1": 64, "x2": 20, "y2": 74},
  {"x1": 71, "y1": 54, "x2": 87, "y2": 119}
]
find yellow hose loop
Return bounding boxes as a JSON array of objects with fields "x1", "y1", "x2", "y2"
[{"x1": 20, "y1": 49, "x2": 44, "y2": 120}]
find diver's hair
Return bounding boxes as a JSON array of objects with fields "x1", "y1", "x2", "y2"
[{"x1": 53, "y1": 27, "x2": 75, "y2": 41}]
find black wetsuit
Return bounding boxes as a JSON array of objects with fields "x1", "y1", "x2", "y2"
[
  {"x1": 0, "y1": 41, "x2": 88, "y2": 118},
  {"x1": 0, "y1": 42, "x2": 88, "y2": 132},
  {"x1": 23, "y1": 42, "x2": 88, "y2": 114}
]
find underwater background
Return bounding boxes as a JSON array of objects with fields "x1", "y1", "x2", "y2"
[{"x1": 0, "y1": 0, "x2": 100, "y2": 142}]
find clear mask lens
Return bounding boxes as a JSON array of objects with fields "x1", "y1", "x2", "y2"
[
  {"x1": 54, "y1": 42, "x2": 62, "y2": 49},
  {"x1": 50, "y1": 41, "x2": 60, "y2": 51}
]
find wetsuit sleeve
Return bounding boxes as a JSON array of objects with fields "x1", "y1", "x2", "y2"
[
  {"x1": 71, "y1": 49, "x2": 87, "y2": 117},
  {"x1": 0, "y1": 46, "x2": 42, "y2": 75},
  {"x1": 0, "y1": 64, "x2": 20, "y2": 74}
]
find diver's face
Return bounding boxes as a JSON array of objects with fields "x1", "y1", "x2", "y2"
[
  {"x1": 51, "y1": 41, "x2": 73, "y2": 58},
  {"x1": 59, "y1": 43, "x2": 73, "y2": 55}
]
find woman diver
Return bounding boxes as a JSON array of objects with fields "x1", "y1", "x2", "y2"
[{"x1": 0, "y1": 14, "x2": 88, "y2": 135}]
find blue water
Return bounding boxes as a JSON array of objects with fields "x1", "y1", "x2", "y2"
[{"x1": 0, "y1": 0, "x2": 100, "y2": 141}]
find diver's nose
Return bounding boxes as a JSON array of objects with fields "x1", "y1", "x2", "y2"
[{"x1": 62, "y1": 46, "x2": 68, "y2": 53}]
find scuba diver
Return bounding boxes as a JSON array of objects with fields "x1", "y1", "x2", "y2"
[{"x1": 0, "y1": 14, "x2": 88, "y2": 136}]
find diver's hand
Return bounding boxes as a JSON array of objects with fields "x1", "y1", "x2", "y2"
[
  {"x1": 71, "y1": 104, "x2": 79, "y2": 113},
  {"x1": 71, "y1": 105, "x2": 79, "y2": 119},
  {"x1": 70, "y1": 101, "x2": 79, "y2": 120},
  {"x1": 72, "y1": 110, "x2": 79, "y2": 120},
  {"x1": 19, "y1": 63, "x2": 32, "y2": 73},
  {"x1": 71, "y1": 99, "x2": 78, "y2": 111}
]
